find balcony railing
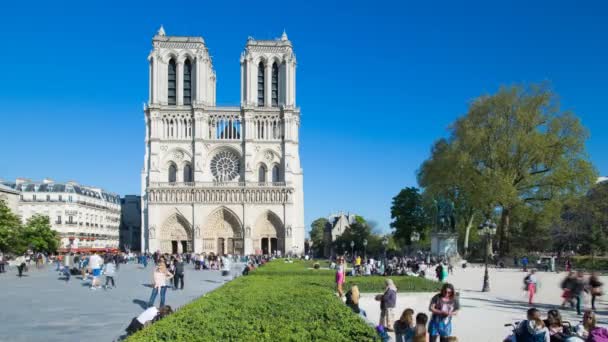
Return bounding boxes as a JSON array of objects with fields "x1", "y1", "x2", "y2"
[{"x1": 149, "y1": 181, "x2": 287, "y2": 188}]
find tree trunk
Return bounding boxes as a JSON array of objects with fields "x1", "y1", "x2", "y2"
[
  {"x1": 498, "y1": 208, "x2": 511, "y2": 257},
  {"x1": 463, "y1": 212, "x2": 475, "y2": 258}
]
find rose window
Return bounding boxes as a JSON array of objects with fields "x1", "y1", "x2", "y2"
[{"x1": 210, "y1": 151, "x2": 240, "y2": 181}]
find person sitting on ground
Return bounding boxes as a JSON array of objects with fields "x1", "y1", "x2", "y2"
[
  {"x1": 345, "y1": 285, "x2": 366, "y2": 317},
  {"x1": 125, "y1": 305, "x2": 173, "y2": 336},
  {"x1": 543, "y1": 309, "x2": 568, "y2": 341},
  {"x1": 510, "y1": 308, "x2": 550, "y2": 342},
  {"x1": 414, "y1": 312, "x2": 429, "y2": 342},
  {"x1": 394, "y1": 308, "x2": 415, "y2": 342},
  {"x1": 574, "y1": 309, "x2": 608, "y2": 341}
]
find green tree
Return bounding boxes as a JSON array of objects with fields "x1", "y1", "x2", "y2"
[
  {"x1": 445, "y1": 84, "x2": 596, "y2": 255},
  {"x1": 309, "y1": 218, "x2": 328, "y2": 257},
  {"x1": 390, "y1": 187, "x2": 429, "y2": 246},
  {"x1": 17, "y1": 215, "x2": 60, "y2": 254},
  {"x1": 0, "y1": 199, "x2": 22, "y2": 253}
]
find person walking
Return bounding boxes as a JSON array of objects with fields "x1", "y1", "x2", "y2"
[
  {"x1": 173, "y1": 256, "x2": 185, "y2": 290},
  {"x1": 0, "y1": 252, "x2": 5, "y2": 274},
  {"x1": 522, "y1": 256, "x2": 529, "y2": 272},
  {"x1": 428, "y1": 283, "x2": 460, "y2": 342},
  {"x1": 589, "y1": 272, "x2": 603, "y2": 311},
  {"x1": 16, "y1": 254, "x2": 27, "y2": 277},
  {"x1": 572, "y1": 271, "x2": 585, "y2": 315},
  {"x1": 435, "y1": 263, "x2": 444, "y2": 282},
  {"x1": 88, "y1": 252, "x2": 104, "y2": 289},
  {"x1": 147, "y1": 263, "x2": 173, "y2": 308},
  {"x1": 524, "y1": 270, "x2": 538, "y2": 305},
  {"x1": 377, "y1": 279, "x2": 398, "y2": 332},
  {"x1": 103, "y1": 258, "x2": 116, "y2": 289}
]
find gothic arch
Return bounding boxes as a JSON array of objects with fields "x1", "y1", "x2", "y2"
[
  {"x1": 159, "y1": 212, "x2": 193, "y2": 253},
  {"x1": 202, "y1": 207, "x2": 244, "y2": 255},
  {"x1": 253, "y1": 210, "x2": 285, "y2": 254}
]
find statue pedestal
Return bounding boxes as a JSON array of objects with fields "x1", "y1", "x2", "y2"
[{"x1": 431, "y1": 232, "x2": 459, "y2": 257}]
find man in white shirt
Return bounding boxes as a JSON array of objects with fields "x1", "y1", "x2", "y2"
[{"x1": 88, "y1": 253, "x2": 104, "y2": 289}]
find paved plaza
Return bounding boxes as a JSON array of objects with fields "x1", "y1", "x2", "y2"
[
  {"x1": 361, "y1": 265, "x2": 608, "y2": 341},
  {"x1": 0, "y1": 263, "x2": 239, "y2": 342}
]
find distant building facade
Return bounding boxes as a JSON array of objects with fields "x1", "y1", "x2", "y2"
[
  {"x1": 598, "y1": 176, "x2": 607, "y2": 184},
  {"x1": 323, "y1": 212, "x2": 357, "y2": 257},
  {"x1": 0, "y1": 183, "x2": 20, "y2": 214},
  {"x1": 120, "y1": 195, "x2": 142, "y2": 252},
  {"x1": 3, "y1": 178, "x2": 121, "y2": 251}
]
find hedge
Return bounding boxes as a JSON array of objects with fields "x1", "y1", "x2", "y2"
[
  {"x1": 571, "y1": 256, "x2": 608, "y2": 272},
  {"x1": 128, "y1": 261, "x2": 377, "y2": 341}
]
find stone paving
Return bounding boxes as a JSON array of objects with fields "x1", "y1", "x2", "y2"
[
  {"x1": 0, "y1": 262, "x2": 240, "y2": 342},
  {"x1": 360, "y1": 266, "x2": 608, "y2": 342}
]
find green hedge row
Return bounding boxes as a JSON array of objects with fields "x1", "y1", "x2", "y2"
[
  {"x1": 571, "y1": 256, "x2": 608, "y2": 271},
  {"x1": 128, "y1": 261, "x2": 378, "y2": 341}
]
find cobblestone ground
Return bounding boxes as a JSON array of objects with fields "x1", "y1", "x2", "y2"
[
  {"x1": 360, "y1": 266, "x2": 608, "y2": 342},
  {"x1": 0, "y1": 262, "x2": 241, "y2": 342}
]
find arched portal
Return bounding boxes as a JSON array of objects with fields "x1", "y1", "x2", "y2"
[
  {"x1": 160, "y1": 213, "x2": 192, "y2": 254},
  {"x1": 203, "y1": 207, "x2": 243, "y2": 255},
  {"x1": 253, "y1": 211, "x2": 284, "y2": 255}
]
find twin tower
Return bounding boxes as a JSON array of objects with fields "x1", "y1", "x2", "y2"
[{"x1": 141, "y1": 27, "x2": 304, "y2": 256}]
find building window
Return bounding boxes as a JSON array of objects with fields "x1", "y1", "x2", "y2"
[
  {"x1": 258, "y1": 164, "x2": 267, "y2": 183},
  {"x1": 272, "y1": 165, "x2": 280, "y2": 183},
  {"x1": 168, "y1": 59, "x2": 177, "y2": 105},
  {"x1": 68, "y1": 195, "x2": 73, "y2": 202},
  {"x1": 33, "y1": 194, "x2": 36, "y2": 201},
  {"x1": 257, "y1": 62, "x2": 265, "y2": 106},
  {"x1": 184, "y1": 164, "x2": 193, "y2": 183},
  {"x1": 271, "y1": 62, "x2": 279, "y2": 107},
  {"x1": 168, "y1": 163, "x2": 177, "y2": 183},
  {"x1": 183, "y1": 59, "x2": 192, "y2": 105},
  {"x1": 58, "y1": 195, "x2": 62, "y2": 201},
  {"x1": 46, "y1": 195, "x2": 50, "y2": 201},
  {"x1": 68, "y1": 216, "x2": 74, "y2": 224},
  {"x1": 56, "y1": 216, "x2": 62, "y2": 224}
]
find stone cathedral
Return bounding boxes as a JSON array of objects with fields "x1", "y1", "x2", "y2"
[{"x1": 141, "y1": 27, "x2": 304, "y2": 256}]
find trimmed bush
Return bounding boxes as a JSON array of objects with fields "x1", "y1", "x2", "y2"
[
  {"x1": 571, "y1": 256, "x2": 608, "y2": 271},
  {"x1": 128, "y1": 261, "x2": 377, "y2": 341}
]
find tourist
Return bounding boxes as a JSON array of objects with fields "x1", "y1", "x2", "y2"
[
  {"x1": 543, "y1": 309, "x2": 570, "y2": 341},
  {"x1": 509, "y1": 308, "x2": 550, "y2": 342},
  {"x1": 560, "y1": 272, "x2": 576, "y2": 308},
  {"x1": 345, "y1": 284, "x2": 366, "y2": 317},
  {"x1": 125, "y1": 305, "x2": 173, "y2": 336},
  {"x1": 522, "y1": 256, "x2": 529, "y2": 272},
  {"x1": 103, "y1": 257, "x2": 116, "y2": 289},
  {"x1": 377, "y1": 278, "x2": 397, "y2": 331},
  {"x1": 88, "y1": 252, "x2": 104, "y2": 289},
  {"x1": 173, "y1": 256, "x2": 185, "y2": 290},
  {"x1": 524, "y1": 270, "x2": 538, "y2": 305},
  {"x1": 565, "y1": 258, "x2": 572, "y2": 273},
  {"x1": 435, "y1": 263, "x2": 444, "y2": 282},
  {"x1": 15, "y1": 254, "x2": 27, "y2": 277},
  {"x1": 336, "y1": 256, "x2": 346, "y2": 298},
  {"x1": 147, "y1": 262, "x2": 174, "y2": 308},
  {"x1": 588, "y1": 272, "x2": 603, "y2": 311},
  {"x1": 572, "y1": 271, "x2": 585, "y2": 316},
  {"x1": 394, "y1": 308, "x2": 415, "y2": 342},
  {"x1": 414, "y1": 312, "x2": 429, "y2": 342},
  {"x1": 0, "y1": 252, "x2": 5, "y2": 273},
  {"x1": 428, "y1": 283, "x2": 459, "y2": 342},
  {"x1": 575, "y1": 309, "x2": 608, "y2": 341}
]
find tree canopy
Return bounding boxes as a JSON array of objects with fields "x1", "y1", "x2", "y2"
[{"x1": 0, "y1": 200, "x2": 59, "y2": 255}]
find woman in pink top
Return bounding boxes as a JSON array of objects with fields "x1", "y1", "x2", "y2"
[
  {"x1": 147, "y1": 262, "x2": 173, "y2": 308},
  {"x1": 336, "y1": 256, "x2": 346, "y2": 298}
]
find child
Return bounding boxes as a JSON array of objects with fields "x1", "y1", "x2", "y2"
[
  {"x1": 414, "y1": 312, "x2": 429, "y2": 342},
  {"x1": 103, "y1": 259, "x2": 116, "y2": 289}
]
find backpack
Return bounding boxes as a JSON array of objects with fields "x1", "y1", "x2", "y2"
[
  {"x1": 589, "y1": 327, "x2": 608, "y2": 342},
  {"x1": 523, "y1": 274, "x2": 531, "y2": 285}
]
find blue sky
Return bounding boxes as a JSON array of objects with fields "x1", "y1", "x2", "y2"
[{"x1": 1, "y1": 0, "x2": 607, "y2": 233}]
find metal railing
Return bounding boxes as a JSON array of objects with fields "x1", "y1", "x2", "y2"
[{"x1": 149, "y1": 181, "x2": 288, "y2": 188}]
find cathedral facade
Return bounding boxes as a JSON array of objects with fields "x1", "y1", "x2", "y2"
[{"x1": 141, "y1": 27, "x2": 304, "y2": 256}]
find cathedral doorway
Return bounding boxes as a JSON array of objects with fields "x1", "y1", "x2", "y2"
[
  {"x1": 254, "y1": 211, "x2": 284, "y2": 255},
  {"x1": 203, "y1": 207, "x2": 243, "y2": 255},
  {"x1": 160, "y1": 214, "x2": 193, "y2": 254}
]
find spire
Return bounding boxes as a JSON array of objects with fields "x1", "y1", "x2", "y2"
[
  {"x1": 281, "y1": 30, "x2": 288, "y2": 41},
  {"x1": 157, "y1": 25, "x2": 166, "y2": 36}
]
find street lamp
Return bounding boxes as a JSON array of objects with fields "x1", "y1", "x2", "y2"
[
  {"x1": 411, "y1": 231, "x2": 420, "y2": 256},
  {"x1": 382, "y1": 236, "x2": 389, "y2": 274},
  {"x1": 350, "y1": 241, "x2": 355, "y2": 260},
  {"x1": 478, "y1": 219, "x2": 497, "y2": 292},
  {"x1": 363, "y1": 239, "x2": 368, "y2": 260}
]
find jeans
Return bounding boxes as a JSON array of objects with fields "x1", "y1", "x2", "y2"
[
  {"x1": 0, "y1": 262, "x2": 4, "y2": 273},
  {"x1": 576, "y1": 295, "x2": 582, "y2": 315},
  {"x1": 148, "y1": 286, "x2": 167, "y2": 308},
  {"x1": 105, "y1": 276, "x2": 115, "y2": 287},
  {"x1": 174, "y1": 273, "x2": 184, "y2": 289}
]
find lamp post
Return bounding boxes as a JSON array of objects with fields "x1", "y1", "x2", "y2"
[
  {"x1": 478, "y1": 219, "x2": 497, "y2": 292},
  {"x1": 411, "y1": 231, "x2": 420, "y2": 256},
  {"x1": 363, "y1": 239, "x2": 368, "y2": 260},
  {"x1": 382, "y1": 236, "x2": 389, "y2": 274}
]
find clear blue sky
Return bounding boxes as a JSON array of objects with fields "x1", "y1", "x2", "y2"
[{"x1": 1, "y1": 1, "x2": 607, "y2": 233}]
